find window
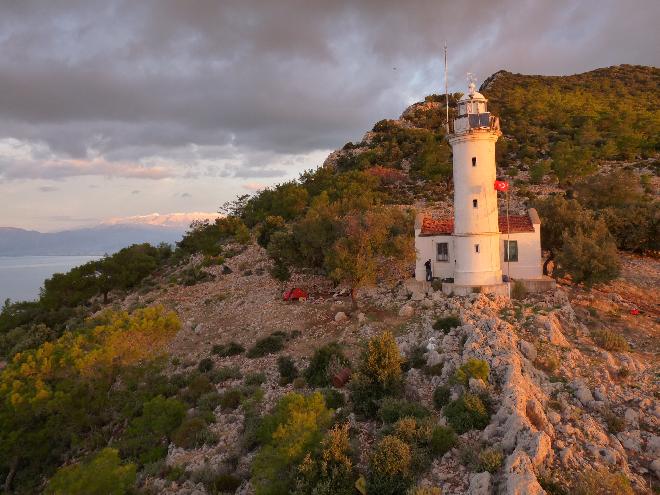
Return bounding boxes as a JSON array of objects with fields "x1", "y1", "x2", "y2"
[
  {"x1": 504, "y1": 240, "x2": 518, "y2": 262},
  {"x1": 472, "y1": 157, "x2": 477, "y2": 167},
  {"x1": 473, "y1": 199, "x2": 478, "y2": 208},
  {"x1": 475, "y1": 244, "x2": 480, "y2": 253},
  {"x1": 436, "y1": 242, "x2": 449, "y2": 262}
]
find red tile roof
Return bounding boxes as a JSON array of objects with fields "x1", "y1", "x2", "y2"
[{"x1": 420, "y1": 214, "x2": 535, "y2": 236}]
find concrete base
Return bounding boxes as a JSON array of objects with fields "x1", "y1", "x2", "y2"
[
  {"x1": 442, "y1": 282, "x2": 510, "y2": 297},
  {"x1": 513, "y1": 277, "x2": 556, "y2": 293}
]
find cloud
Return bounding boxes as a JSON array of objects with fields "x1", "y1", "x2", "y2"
[
  {"x1": 242, "y1": 182, "x2": 267, "y2": 192},
  {"x1": 131, "y1": 190, "x2": 140, "y2": 194},
  {"x1": 181, "y1": 192, "x2": 192, "y2": 198},
  {"x1": 38, "y1": 185, "x2": 58, "y2": 192},
  {"x1": 0, "y1": 0, "x2": 657, "y2": 185},
  {"x1": 102, "y1": 211, "x2": 222, "y2": 228}
]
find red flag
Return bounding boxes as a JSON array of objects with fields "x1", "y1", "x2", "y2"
[{"x1": 494, "y1": 180, "x2": 509, "y2": 192}]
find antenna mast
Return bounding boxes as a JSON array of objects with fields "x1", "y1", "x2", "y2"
[{"x1": 444, "y1": 43, "x2": 449, "y2": 134}]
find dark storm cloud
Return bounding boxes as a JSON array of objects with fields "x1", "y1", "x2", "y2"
[{"x1": 0, "y1": 0, "x2": 658, "y2": 180}]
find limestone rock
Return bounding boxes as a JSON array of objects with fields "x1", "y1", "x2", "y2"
[
  {"x1": 504, "y1": 450, "x2": 545, "y2": 495},
  {"x1": 651, "y1": 459, "x2": 660, "y2": 479},
  {"x1": 468, "y1": 471, "x2": 491, "y2": 495},
  {"x1": 519, "y1": 340, "x2": 537, "y2": 361},
  {"x1": 334, "y1": 311, "x2": 348, "y2": 323},
  {"x1": 399, "y1": 304, "x2": 415, "y2": 317},
  {"x1": 426, "y1": 350, "x2": 442, "y2": 367},
  {"x1": 624, "y1": 407, "x2": 639, "y2": 428}
]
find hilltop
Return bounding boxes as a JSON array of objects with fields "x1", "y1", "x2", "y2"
[{"x1": 0, "y1": 65, "x2": 658, "y2": 495}]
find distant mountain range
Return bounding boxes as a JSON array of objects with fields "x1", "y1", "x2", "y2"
[{"x1": 0, "y1": 225, "x2": 186, "y2": 256}]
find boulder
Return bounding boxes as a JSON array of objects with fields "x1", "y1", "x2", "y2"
[
  {"x1": 426, "y1": 350, "x2": 442, "y2": 367},
  {"x1": 398, "y1": 304, "x2": 415, "y2": 317},
  {"x1": 575, "y1": 386, "x2": 594, "y2": 405},
  {"x1": 334, "y1": 311, "x2": 348, "y2": 323},
  {"x1": 519, "y1": 340, "x2": 537, "y2": 361},
  {"x1": 504, "y1": 450, "x2": 545, "y2": 495},
  {"x1": 468, "y1": 472, "x2": 491, "y2": 495},
  {"x1": 624, "y1": 407, "x2": 639, "y2": 428},
  {"x1": 651, "y1": 459, "x2": 660, "y2": 479}
]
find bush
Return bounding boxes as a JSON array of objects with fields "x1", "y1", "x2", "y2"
[
  {"x1": 211, "y1": 341, "x2": 245, "y2": 357},
  {"x1": 603, "y1": 409, "x2": 625, "y2": 434},
  {"x1": 244, "y1": 372, "x2": 267, "y2": 387},
  {"x1": 198, "y1": 358, "x2": 214, "y2": 373},
  {"x1": 209, "y1": 365, "x2": 242, "y2": 383},
  {"x1": 251, "y1": 392, "x2": 333, "y2": 495},
  {"x1": 247, "y1": 333, "x2": 286, "y2": 358},
  {"x1": 429, "y1": 425, "x2": 457, "y2": 457},
  {"x1": 478, "y1": 447, "x2": 504, "y2": 473},
  {"x1": 293, "y1": 423, "x2": 355, "y2": 495},
  {"x1": 277, "y1": 355, "x2": 299, "y2": 385},
  {"x1": 303, "y1": 342, "x2": 350, "y2": 387},
  {"x1": 362, "y1": 331, "x2": 403, "y2": 388},
  {"x1": 197, "y1": 392, "x2": 222, "y2": 414},
  {"x1": 592, "y1": 330, "x2": 629, "y2": 352},
  {"x1": 119, "y1": 395, "x2": 186, "y2": 463},
  {"x1": 209, "y1": 473, "x2": 242, "y2": 494},
  {"x1": 404, "y1": 345, "x2": 427, "y2": 370},
  {"x1": 573, "y1": 467, "x2": 633, "y2": 495},
  {"x1": 452, "y1": 359, "x2": 490, "y2": 386},
  {"x1": 172, "y1": 417, "x2": 215, "y2": 449},
  {"x1": 432, "y1": 385, "x2": 451, "y2": 410},
  {"x1": 368, "y1": 435, "x2": 413, "y2": 495},
  {"x1": 219, "y1": 389, "x2": 243, "y2": 410},
  {"x1": 46, "y1": 448, "x2": 136, "y2": 495},
  {"x1": 292, "y1": 377, "x2": 306, "y2": 389},
  {"x1": 443, "y1": 393, "x2": 490, "y2": 434},
  {"x1": 511, "y1": 280, "x2": 527, "y2": 300},
  {"x1": 183, "y1": 374, "x2": 215, "y2": 403},
  {"x1": 432, "y1": 315, "x2": 461, "y2": 333},
  {"x1": 322, "y1": 388, "x2": 345, "y2": 409},
  {"x1": 379, "y1": 398, "x2": 431, "y2": 424}
]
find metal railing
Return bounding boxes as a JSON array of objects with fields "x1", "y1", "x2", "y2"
[{"x1": 449, "y1": 113, "x2": 500, "y2": 134}]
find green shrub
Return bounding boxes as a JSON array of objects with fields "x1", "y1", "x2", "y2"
[
  {"x1": 573, "y1": 467, "x2": 633, "y2": 495},
  {"x1": 244, "y1": 372, "x2": 267, "y2": 387},
  {"x1": 182, "y1": 374, "x2": 215, "y2": 403},
  {"x1": 198, "y1": 358, "x2": 214, "y2": 373},
  {"x1": 362, "y1": 331, "x2": 403, "y2": 388},
  {"x1": 367, "y1": 435, "x2": 413, "y2": 495},
  {"x1": 429, "y1": 425, "x2": 457, "y2": 457},
  {"x1": 277, "y1": 355, "x2": 299, "y2": 385},
  {"x1": 119, "y1": 395, "x2": 186, "y2": 463},
  {"x1": 603, "y1": 409, "x2": 625, "y2": 434},
  {"x1": 293, "y1": 423, "x2": 355, "y2": 495},
  {"x1": 432, "y1": 385, "x2": 451, "y2": 410},
  {"x1": 46, "y1": 448, "x2": 136, "y2": 495},
  {"x1": 424, "y1": 363, "x2": 444, "y2": 376},
  {"x1": 209, "y1": 366, "x2": 242, "y2": 383},
  {"x1": 251, "y1": 392, "x2": 333, "y2": 495},
  {"x1": 478, "y1": 447, "x2": 504, "y2": 473},
  {"x1": 511, "y1": 280, "x2": 527, "y2": 300},
  {"x1": 404, "y1": 345, "x2": 427, "y2": 370},
  {"x1": 321, "y1": 388, "x2": 346, "y2": 409},
  {"x1": 592, "y1": 330, "x2": 629, "y2": 352},
  {"x1": 433, "y1": 316, "x2": 460, "y2": 333},
  {"x1": 452, "y1": 359, "x2": 490, "y2": 386},
  {"x1": 211, "y1": 341, "x2": 245, "y2": 357},
  {"x1": 247, "y1": 333, "x2": 286, "y2": 358},
  {"x1": 219, "y1": 388, "x2": 243, "y2": 410},
  {"x1": 197, "y1": 392, "x2": 222, "y2": 414},
  {"x1": 303, "y1": 342, "x2": 350, "y2": 387},
  {"x1": 292, "y1": 377, "x2": 306, "y2": 389},
  {"x1": 443, "y1": 393, "x2": 490, "y2": 434},
  {"x1": 209, "y1": 473, "x2": 242, "y2": 494},
  {"x1": 379, "y1": 398, "x2": 431, "y2": 424},
  {"x1": 172, "y1": 417, "x2": 215, "y2": 449}
]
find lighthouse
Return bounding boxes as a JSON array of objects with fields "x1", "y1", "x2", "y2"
[
  {"x1": 447, "y1": 81, "x2": 503, "y2": 287},
  {"x1": 414, "y1": 76, "x2": 549, "y2": 296}
]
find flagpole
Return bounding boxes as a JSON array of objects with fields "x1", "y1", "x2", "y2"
[
  {"x1": 506, "y1": 187, "x2": 511, "y2": 290},
  {"x1": 444, "y1": 42, "x2": 449, "y2": 134}
]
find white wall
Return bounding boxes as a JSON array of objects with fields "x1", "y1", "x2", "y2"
[
  {"x1": 499, "y1": 228, "x2": 543, "y2": 279},
  {"x1": 414, "y1": 232, "x2": 454, "y2": 281}
]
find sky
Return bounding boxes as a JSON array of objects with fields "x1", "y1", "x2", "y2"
[{"x1": 0, "y1": 0, "x2": 658, "y2": 232}]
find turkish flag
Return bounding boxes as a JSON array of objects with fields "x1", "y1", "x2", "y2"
[{"x1": 494, "y1": 180, "x2": 509, "y2": 192}]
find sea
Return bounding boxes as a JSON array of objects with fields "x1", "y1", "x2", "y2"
[{"x1": 0, "y1": 255, "x2": 102, "y2": 304}]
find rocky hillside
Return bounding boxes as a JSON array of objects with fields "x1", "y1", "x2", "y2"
[{"x1": 120, "y1": 244, "x2": 659, "y2": 495}]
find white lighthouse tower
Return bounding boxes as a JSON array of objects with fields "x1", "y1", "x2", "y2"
[{"x1": 447, "y1": 80, "x2": 503, "y2": 287}]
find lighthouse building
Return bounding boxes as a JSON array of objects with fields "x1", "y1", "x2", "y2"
[{"x1": 414, "y1": 82, "x2": 546, "y2": 295}]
